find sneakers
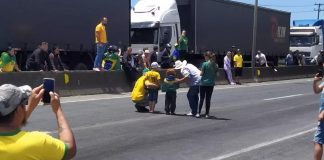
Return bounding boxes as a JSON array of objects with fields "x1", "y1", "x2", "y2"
[
  {"x1": 93, "y1": 68, "x2": 100, "y2": 71},
  {"x1": 195, "y1": 113, "x2": 200, "y2": 118},
  {"x1": 186, "y1": 112, "x2": 193, "y2": 116},
  {"x1": 205, "y1": 114, "x2": 209, "y2": 118},
  {"x1": 230, "y1": 82, "x2": 236, "y2": 85}
]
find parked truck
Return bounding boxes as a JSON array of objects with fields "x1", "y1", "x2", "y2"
[
  {"x1": 290, "y1": 19, "x2": 324, "y2": 64},
  {"x1": 131, "y1": 0, "x2": 290, "y2": 66},
  {"x1": 0, "y1": 0, "x2": 130, "y2": 70}
]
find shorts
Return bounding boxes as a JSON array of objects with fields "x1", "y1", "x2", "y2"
[
  {"x1": 314, "y1": 122, "x2": 324, "y2": 144},
  {"x1": 148, "y1": 89, "x2": 158, "y2": 103},
  {"x1": 234, "y1": 67, "x2": 243, "y2": 77}
]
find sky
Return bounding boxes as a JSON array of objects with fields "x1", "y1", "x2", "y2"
[{"x1": 131, "y1": 0, "x2": 324, "y2": 23}]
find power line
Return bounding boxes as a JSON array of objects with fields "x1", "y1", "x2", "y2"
[{"x1": 314, "y1": 3, "x2": 324, "y2": 19}]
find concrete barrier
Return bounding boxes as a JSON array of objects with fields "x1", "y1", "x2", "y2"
[
  {"x1": 0, "y1": 65, "x2": 318, "y2": 97},
  {"x1": 0, "y1": 71, "x2": 131, "y2": 97}
]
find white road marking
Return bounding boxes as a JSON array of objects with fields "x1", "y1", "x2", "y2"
[
  {"x1": 209, "y1": 128, "x2": 316, "y2": 160},
  {"x1": 264, "y1": 94, "x2": 304, "y2": 101},
  {"x1": 60, "y1": 79, "x2": 312, "y2": 104},
  {"x1": 46, "y1": 114, "x2": 167, "y2": 134}
]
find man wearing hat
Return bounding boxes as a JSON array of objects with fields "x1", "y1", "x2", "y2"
[
  {"x1": 0, "y1": 84, "x2": 76, "y2": 159},
  {"x1": 174, "y1": 60, "x2": 201, "y2": 116}
]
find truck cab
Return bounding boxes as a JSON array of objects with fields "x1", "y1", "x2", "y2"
[
  {"x1": 131, "y1": 0, "x2": 181, "y2": 53},
  {"x1": 290, "y1": 20, "x2": 324, "y2": 64}
]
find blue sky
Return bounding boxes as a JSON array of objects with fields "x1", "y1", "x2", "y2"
[{"x1": 131, "y1": 0, "x2": 324, "y2": 22}]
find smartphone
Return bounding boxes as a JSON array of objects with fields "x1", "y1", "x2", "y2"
[{"x1": 43, "y1": 78, "x2": 55, "y2": 104}]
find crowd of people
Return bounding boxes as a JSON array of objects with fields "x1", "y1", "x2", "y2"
[
  {"x1": 131, "y1": 51, "x2": 218, "y2": 118},
  {"x1": 0, "y1": 42, "x2": 69, "y2": 72}
]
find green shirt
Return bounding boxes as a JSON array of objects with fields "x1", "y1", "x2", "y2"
[
  {"x1": 161, "y1": 79, "x2": 179, "y2": 92},
  {"x1": 0, "y1": 52, "x2": 16, "y2": 72},
  {"x1": 178, "y1": 35, "x2": 188, "y2": 51},
  {"x1": 200, "y1": 61, "x2": 218, "y2": 86}
]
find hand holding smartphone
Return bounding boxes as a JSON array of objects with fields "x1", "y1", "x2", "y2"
[{"x1": 43, "y1": 78, "x2": 55, "y2": 104}]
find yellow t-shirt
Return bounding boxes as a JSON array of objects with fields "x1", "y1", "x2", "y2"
[
  {"x1": 233, "y1": 54, "x2": 243, "y2": 68},
  {"x1": 145, "y1": 70, "x2": 161, "y2": 84},
  {"x1": 131, "y1": 76, "x2": 147, "y2": 102},
  {"x1": 0, "y1": 130, "x2": 67, "y2": 160},
  {"x1": 95, "y1": 23, "x2": 107, "y2": 43}
]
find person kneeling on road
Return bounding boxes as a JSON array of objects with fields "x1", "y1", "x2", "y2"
[
  {"x1": 131, "y1": 69, "x2": 159, "y2": 112},
  {"x1": 0, "y1": 84, "x2": 76, "y2": 160}
]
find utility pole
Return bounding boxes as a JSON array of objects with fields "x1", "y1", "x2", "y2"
[
  {"x1": 251, "y1": 0, "x2": 258, "y2": 81},
  {"x1": 314, "y1": 3, "x2": 324, "y2": 19}
]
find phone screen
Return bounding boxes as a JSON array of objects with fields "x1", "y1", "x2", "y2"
[{"x1": 43, "y1": 78, "x2": 55, "y2": 104}]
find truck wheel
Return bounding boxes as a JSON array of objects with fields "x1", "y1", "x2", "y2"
[{"x1": 74, "y1": 63, "x2": 88, "y2": 70}]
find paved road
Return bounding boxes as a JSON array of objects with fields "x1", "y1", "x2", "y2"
[{"x1": 25, "y1": 79, "x2": 319, "y2": 160}]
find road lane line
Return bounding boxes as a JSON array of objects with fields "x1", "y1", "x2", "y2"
[
  {"x1": 264, "y1": 94, "x2": 304, "y2": 101},
  {"x1": 47, "y1": 114, "x2": 167, "y2": 134},
  {"x1": 209, "y1": 128, "x2": 315, "y2": 160}
]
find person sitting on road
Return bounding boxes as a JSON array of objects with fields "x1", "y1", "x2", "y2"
[
  {"x1": 131, "y1": 69, "x2": 159, "y2": 112},
  {"x1": 26, "y1": 42, "x2": 52, "y2": 71},
  {"x1": 0, "y1": 46, "x2": 21, "y2": 72},
  {"x1": 0, "y1": 84, "x2": 76, "y2": 159},
  {"x1": 145, "y1": 62, "x2": 161, "y2": 113},
  {"x1": 49, "y1": 46, "x2": 68, "y2": 71}
]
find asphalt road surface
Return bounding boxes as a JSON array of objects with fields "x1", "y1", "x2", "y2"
[{"x1": 25, "y1": 78, "x2": 319, "y2": 160}]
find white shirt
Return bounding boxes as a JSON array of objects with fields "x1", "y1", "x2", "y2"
[
  {"x1": 256, "y1": 53, "x2": 267, "y2": 66},
  {"x1": 181, "y1": 63, "x2": 201, "y2": 86}
]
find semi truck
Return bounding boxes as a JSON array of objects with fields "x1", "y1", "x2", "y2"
[
  {"x1": 0, "y1": 0, "x2": 130, "y2": 70},
  {"x1": 290, "y1": 19, "x2": 324, "y2": 64},
  {"x1": 131, "y1": 0, "x2": 290, "y2": 66}
]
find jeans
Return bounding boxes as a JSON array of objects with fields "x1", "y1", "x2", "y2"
[
  {"x1": 94, "y1": 43, "x2": 107, "y2": 68},
  {"x1": 187, "y1": 85, "x2": 200, "y2": 115},
  {"x1": 198, "y1": 86, "x2": 214, "y2": 115},
  {"x1": 224, "y1": 69, "x2": 234, "y2": 84},
  {"x1": 165, "y1": 91, "x2": 176, "y2": 114}
]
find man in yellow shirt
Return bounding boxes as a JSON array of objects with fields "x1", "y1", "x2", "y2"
[
  {"x1": 94, "y1": 17, "x2": 108, "y2": 71},
  {"x1": 233, "y1": 49, "x2": 243, "y2": 85},
  {"x1": 0, "y1": 84, "x2": 76, "y2": 160}
]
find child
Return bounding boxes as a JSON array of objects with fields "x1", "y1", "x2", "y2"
[
  {"x1": 161, "y1": 69, "x2": 179, "y2": 115},
  {"x1": 313, "y1": 73, "x2": 324, "y2": 160},
  {"x1": 145, "y1": 62, "x2": 161, "y2": 113}
]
